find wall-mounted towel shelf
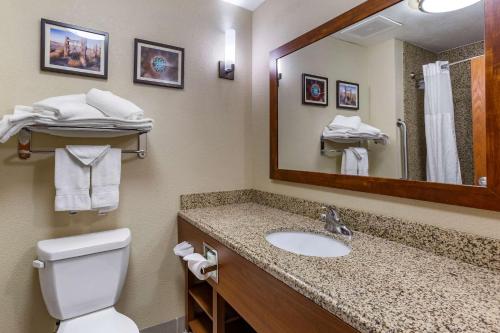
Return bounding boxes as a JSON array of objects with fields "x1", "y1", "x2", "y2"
[
  {"x1": 17, "y1": 125, "x2": 149, "y2": 160},
  {"x1": 320, "y1": 135, "x2": 382, "y2": 156}
]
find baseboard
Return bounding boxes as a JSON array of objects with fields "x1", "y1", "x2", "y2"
[{"x1": 141, "y1": 317, "x2": 186, "y2": 333}]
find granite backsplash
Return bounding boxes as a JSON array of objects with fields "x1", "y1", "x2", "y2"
[{"x1": 180, "y1": 189, "x2": 499, "y2": 271}]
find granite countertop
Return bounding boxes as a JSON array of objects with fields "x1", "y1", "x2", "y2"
[{"x1": 179, "y1": 203, "x2": 500, "y2": 333}]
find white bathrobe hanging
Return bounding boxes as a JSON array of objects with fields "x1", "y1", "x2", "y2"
[{"x1": 423, "y1": 61, "x2": 462, "y2": 185}]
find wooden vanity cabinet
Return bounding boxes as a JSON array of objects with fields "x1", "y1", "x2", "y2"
[{"x1": 178, "y1": 217, "x2": 360, "y2": 333}]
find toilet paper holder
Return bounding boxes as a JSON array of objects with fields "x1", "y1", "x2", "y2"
[
  {"x1": 202, "y1": 243, "x2": 219, "y2": 283},
  {"x1": 200, "y1": 265, "x2": 217, "y2": 275}
]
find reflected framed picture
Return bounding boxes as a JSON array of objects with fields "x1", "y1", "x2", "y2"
[
  {"x1": 336, "y1": 80, "x2": 359, "y2": 110},
  {"x1": 134, "y1": 38, "x2": 184, "y2": 89},
  {"x1": 302, "y1": 73, "x2": 328, "y2": 106},
  {"x1": 41, "y1": 19, "x2": 109, "y2": 79}
]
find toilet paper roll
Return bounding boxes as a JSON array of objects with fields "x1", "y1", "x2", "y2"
[{"x1": 183, "y1": 253, "x2": 211, "y2": 281}]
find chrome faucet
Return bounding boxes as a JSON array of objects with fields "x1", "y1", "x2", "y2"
[{"x1": 320, "y1": 206, "x2": 353, "y2": 239}]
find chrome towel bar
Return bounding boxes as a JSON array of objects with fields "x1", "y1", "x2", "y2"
[{"x1": 17, "y1": 126, "x2": 149, "y2": 159}]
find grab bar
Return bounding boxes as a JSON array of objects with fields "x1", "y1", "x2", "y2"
[{"x1": 397, "y1": 119, "x2": 409, "y2": 180}]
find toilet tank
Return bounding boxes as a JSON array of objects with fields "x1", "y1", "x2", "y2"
[{"x1": 35, "y1": 228, "x2": 132, "y2": 320}]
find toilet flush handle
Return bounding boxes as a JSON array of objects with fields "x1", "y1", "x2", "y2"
[{"x1": 32, "y1": 260, "x2": 45, "y2": 269}]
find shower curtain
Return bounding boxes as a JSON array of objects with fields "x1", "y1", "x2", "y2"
[{"x1": 423, "y1": 61, "x2": 462, "y2": 184}]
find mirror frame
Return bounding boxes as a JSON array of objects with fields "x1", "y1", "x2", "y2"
[{"x1": 270, "y1": 0, "x2": 500, "y2": 211}]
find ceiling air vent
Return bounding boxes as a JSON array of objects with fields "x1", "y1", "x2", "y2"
[{"x1": 339, "y1": 16, "x2": 402, "y2": 39}]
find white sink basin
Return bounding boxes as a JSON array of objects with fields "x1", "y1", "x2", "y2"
[{"x1": 266, "y1": 231, "x2": 351, "y2": 257}]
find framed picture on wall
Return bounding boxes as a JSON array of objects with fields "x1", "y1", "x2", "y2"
[
  {"x1": 302, "y1": 74, "x2": 328, "y2": 106},
  {"x1": 336, "y1": 80, "x2": 359, "y2": 110},
  {"x1": 40, "y1": 19, "x2": 109, "y2": 79},
  {"x1": 134, "y1": 39, "x2": 185, "y2": 89}
]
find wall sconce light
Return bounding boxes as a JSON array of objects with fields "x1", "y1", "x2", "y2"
[{"x1": 219, "y1": 29, "x2": 235, "y2": 80}]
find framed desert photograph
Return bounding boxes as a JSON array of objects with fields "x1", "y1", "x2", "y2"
[
  {"x1": 336, "y1": 80, "x2": 359, "y2": 110},
  {"x1": 302, "y1": 74, "x2": 328, "y2": 106},
  {"x1": 134, "y1": 39, "x2": 184, "y2": 89},
  {"x1": 41, "y1": 19, "x2": 108, "y2": 79}
]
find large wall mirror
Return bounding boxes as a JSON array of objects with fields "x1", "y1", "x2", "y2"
[{"x1": 270, "y1": 0, "x2": 500, "y2": 211}]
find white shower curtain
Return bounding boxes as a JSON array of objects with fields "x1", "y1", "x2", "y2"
[{"x1": 423, "y1": 61, "x2": 462, "y2": 184}]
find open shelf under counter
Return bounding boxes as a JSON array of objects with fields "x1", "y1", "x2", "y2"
[
  {"x1": 188, "y1": 282, "x2": 213, "y2": 320},
  {"x1": 226, "y1": 318, "x2": 257, "y2": 333},
  {"x1": 184, "y1": 266, "x2": 258, "y2": 333},
  {"x1": 188, "y1": 316, "x2": 212, "y2": 333}
]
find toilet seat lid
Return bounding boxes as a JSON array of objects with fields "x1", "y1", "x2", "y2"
[{"x1": 58, "y1": 307, "x2": 139, "y2": 333}]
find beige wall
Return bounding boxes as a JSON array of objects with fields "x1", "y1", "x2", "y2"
[
  {"x1": 252, "y1": 0, "x2": 500, "y2": 239},
  {"x1": 1, "y1": 1, "x2": 499, "y2": 332},
  {"x1": 277, "y1": 35, "x2": 402, "y2": 178},
  {"x1": 0, "y1": 0, "x2": 252, "y2": 332},
  {"x1": 365, "y1": 38, "x2": 404, "y2": 178},
  {"x1": 278, "y1": 36, "x2": 370, "y2": 173}
]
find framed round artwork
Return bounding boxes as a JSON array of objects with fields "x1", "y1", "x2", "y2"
[
  {"x1": 134, "y1": 38, "x2": 185, "y2": 89},
  {"x1": 302, "y1": 73, "x2": 328, "y2": 106}
]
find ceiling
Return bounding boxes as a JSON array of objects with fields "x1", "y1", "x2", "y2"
[
  {"x1": 334, "y1": 0, "x2": 484, "y2": 53},
  {"x1": 221, "y1": 0, "x2": 266, "y2": 11}
]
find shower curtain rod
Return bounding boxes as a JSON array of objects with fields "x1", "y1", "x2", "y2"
[
  {"x1": 412, "y1": 55, "x2": 484, "y2": 79},
  {"x1": 442, "y1": 55, "x2": 483, "y2": 69},
  {"x1": 411, "y1": 55, "x2": 484, "y2": 89}
]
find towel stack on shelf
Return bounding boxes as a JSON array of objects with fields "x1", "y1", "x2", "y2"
[
  {"x1": 0, "y1": 89, "x2": 153, "y2": 143},
  {"x1": 322, "y1": 115, "x2": 388, "y2": 144}
]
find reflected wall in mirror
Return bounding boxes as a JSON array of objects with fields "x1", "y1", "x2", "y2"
[{"x1": 277, "y1": 0, "x2": 486, "y2": 186}]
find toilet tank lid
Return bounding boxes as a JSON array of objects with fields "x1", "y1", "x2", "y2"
[{"x1": 37, "y1": 228, "x2": 131, "y2": 261}]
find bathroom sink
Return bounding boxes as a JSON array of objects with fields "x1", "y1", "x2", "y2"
[{"x1": 265, "y1": 231, "x2": 351, "y2": 257}]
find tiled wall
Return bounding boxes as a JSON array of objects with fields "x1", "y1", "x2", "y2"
[
  {"x1": 439, "y1": 42, "x2": 484, "y2": 185},
  {"x1": 403, "y1": 41, "x2": 484, "y2": 185},
  {"x1": 403, "y1": 42, "x2": 436, "y2": 181}
]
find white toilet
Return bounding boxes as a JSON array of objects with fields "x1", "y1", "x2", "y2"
[{"x1": 33, "y1": 228, "x2": 139, "y2": 333}]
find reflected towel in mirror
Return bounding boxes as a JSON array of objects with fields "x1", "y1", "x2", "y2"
[
  {"x1": 328, "y1": 115, "x2": 362, "y2": 131},
  {"x1": 341, "y1": 147, "x2": 369, "y2": 176}
]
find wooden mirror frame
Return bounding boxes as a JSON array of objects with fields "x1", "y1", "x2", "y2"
[{"x1": 270, "y1": 0, "x2": 500, "y2": 211}]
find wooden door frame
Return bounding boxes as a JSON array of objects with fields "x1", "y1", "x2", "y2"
[
  {"x1": 471, "y1": 56, "x2": 487, "y2": 186},
  {"x1": 269, "y1": 0, "x2": 500, "y2": 211}
]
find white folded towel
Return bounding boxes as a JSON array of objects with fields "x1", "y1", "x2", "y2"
[
  {"x1": 0, "y1": 115, "x2": 10, "y2": 140},
  {"x1": 324, "y1": 116, "x2": 383, "y2": 138},
  {"x1": 0, "y1": 105, "x2": 153, "y2": 143},
  {"x1": 183, "y1": 253, "x2": 211, "y2": 281},
  {"x1": 54, "y1": 149, "x2": 92, "y2": 212},
  {"x1": 328, "y1": 115, "x2": 361, "y2": 131},
  {"x1": 33, "y1": 94, "x2": 105, "y2": 120},
  {"x1": 174, "y1": 242, "x2": 195, "y2": 257},
  {"x1": 66, "y1": 145, "x2": 111, "y2": 166},
  {"x1": 322, "y1": 124, "x2": 388, "y2": 145},
  {"x1": 341, "y1": 148, "x2": 369, "y2": 176},
  {"x1": 34, "y1": 94, "x2": 85, "y2": 111},
  {"x1": 91, "y1": 148, "x2": 122, "y2": 214},
  {"x1": 54, "y1": 146, "x2": 122, "y2": 214},
  {"x1": 352, "y1": 147, "x2": 369, "y2": 176},
  {"x1": 341, "y1": 148, "x2": 358, "y2": 176},
  {"x1": 358, "y1": 123, "x2": 381, "y2": 135},
  {"x1": 87, "y1": 88, "x2": 144, "y2": 120}
]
